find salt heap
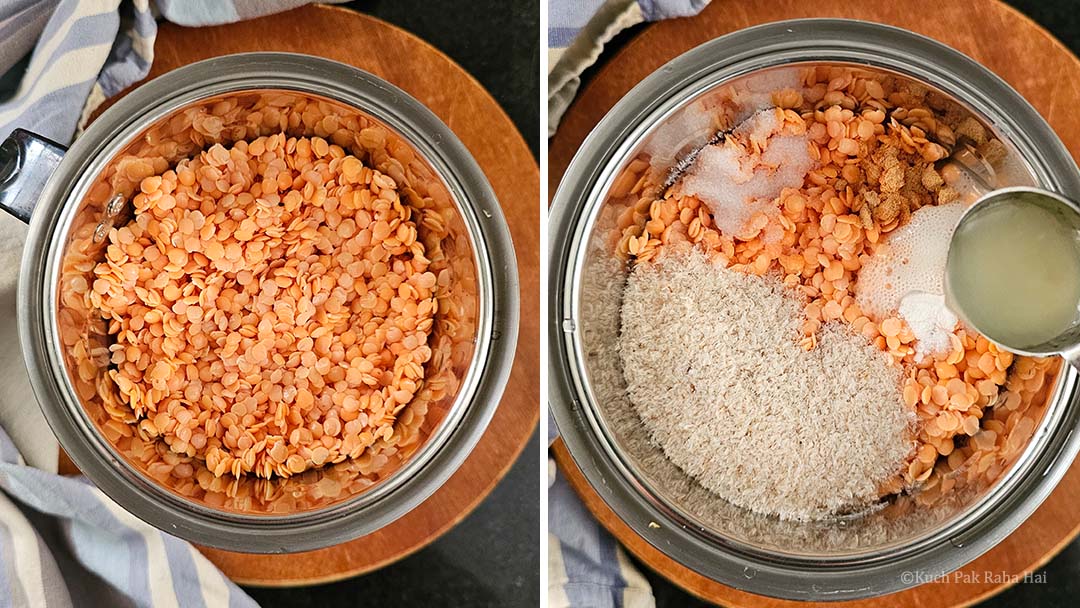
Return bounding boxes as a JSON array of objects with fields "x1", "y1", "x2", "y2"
[
  {"x1": 897, "y1": 292, "x2": 958, "y2": 361},
  {"x1": 678, "y1": 109, "x2": 815, "y2": 238},
  {"x1": 856, "y1": 202, "x2": 966, "y2": 360}
]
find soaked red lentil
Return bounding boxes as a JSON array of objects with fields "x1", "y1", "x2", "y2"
[
  {"x1": 614, "y1": 66, "x2": 1058, "y2": 507},
  {"x1": 86, "y1": 134, "x2": 436, "y2": 479}
]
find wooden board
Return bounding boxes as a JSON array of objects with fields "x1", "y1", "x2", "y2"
[
  {"x1": 549, "y1": 1, "x2": 1080, "y2": 606},
  {"x1": 553, "y1": 440, "x2": 1080, "y2": 608},
  {"x1": 79, "y1": 4, "x2": 539, "y2": 587}
]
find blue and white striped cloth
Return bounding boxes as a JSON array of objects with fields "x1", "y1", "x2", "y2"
[
  {"x1": 547, "y1": 0, "x2": 710, "y2": 136},
  {"x1": 547, "y1": 2, "x2": 711, "y2": 607},
  {"x1": 548, "y1": 458, "x2": 655, "y2": 608},
  {"x1": 0, "y1": 2, "x2": 340, "y2": 607},
  {"x1": 0, "y1": 427, "x2": 257, "y2": 608},
  {"x1": 0, "y1": 0, "x2": 336, "y2": 145}
]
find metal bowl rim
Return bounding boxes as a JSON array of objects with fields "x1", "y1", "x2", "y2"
[
  {"x1": 18, "y1": 52, "x2": 520, "y2": 552},
  {"x1": 549, "y1": 18, "x2": 1080, "y2": 600}
]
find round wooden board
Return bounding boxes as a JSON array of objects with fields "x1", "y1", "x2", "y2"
[
  {"x1": 549, "y1": 1, "x2": 1080, "y2": 606},
  {"x1": 75, "y1": 4, "x2": 539, "y2": 587}
]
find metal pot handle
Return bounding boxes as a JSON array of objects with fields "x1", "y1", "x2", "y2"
[{"x1": 0, "y1": 128, "x2": 67, "y2": 224}]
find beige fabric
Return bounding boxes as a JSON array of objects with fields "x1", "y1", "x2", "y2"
[
  {"x1": 0, "y1": 213, "x2": 58, "y2": 473},
  {"x1": 615, "y1": 544, "x2": 657, "y2": 608},
  {"x1": 547, "y1": 0, "x2": 644, "y2": 136}
]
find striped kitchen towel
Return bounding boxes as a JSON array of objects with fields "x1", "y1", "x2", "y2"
[
  {"x1": 548, "y1": 453, "x2": 655, "y2": 608},
  {"x1": 547, "y1": 4, "x2": 711, "y2": 605},
  {"x1": 0, "y1": 0, "x2": 344, "y2": 146},
  {"x1": 0, "y1": 426, "x2": 258, "y2": 608},
  {"x1": 0, "y1": 2, "x2": 341, "y2": 607},
  {"x1": 547, "y1": 0, "x2": 711, "y2": 135}
]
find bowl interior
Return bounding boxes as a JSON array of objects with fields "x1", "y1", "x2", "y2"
[
  {"x1": 571, "y1": 61, "x2": 1064, "y2": 558},
  {"x1": 49, "y1": 88, "x2": 482, "y2": 516}
]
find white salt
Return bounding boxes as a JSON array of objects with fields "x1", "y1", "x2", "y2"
[
  {"x1": 643, "y1": 101, "x2": 714, "y2": 171},
  {"x1": 678, "y1": 109, "x2": 814, "y2": 237},
  {"x1": 733, "y1": 105, "x2": 781, "y2": 144},
  {"x1": 898, "y1": 292, "x2": 959, "y2": 361}
]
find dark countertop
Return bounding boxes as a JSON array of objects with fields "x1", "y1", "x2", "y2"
[
  {"x1": 566, "y1": 1, "x2": 1078, "y2": 606},
  {"x1": 243, "y1": 1, "x2": 539, "y2": 607},
  {"x1": 355, "y1": 0, "x2": 541, "y2": 161},
  {"x1": 245, "y1": 434, "x2": 540, "y2": 608}
]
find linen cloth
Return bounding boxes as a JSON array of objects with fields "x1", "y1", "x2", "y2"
[
  {"x1": 0, "y1": 1, "x2": 341, "y2": 606},
  {"x1": 547, "y1": 1, "x2": 711, "y2": 607},
  {"x1": 547, "y1": 0, "x2": 710, "y2": 135}
]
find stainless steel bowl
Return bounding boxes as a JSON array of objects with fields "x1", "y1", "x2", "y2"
[
  {"x1": 549, "y1": 19, "x2": 1080, "y2": 600},
  {"x1": 0, "y1": 53, "x2": 518, "y2": 552}
]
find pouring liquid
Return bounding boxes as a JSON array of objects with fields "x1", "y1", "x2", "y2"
[{"x1": 946, "y1": 194, "x2": 1080, "y2": 350}]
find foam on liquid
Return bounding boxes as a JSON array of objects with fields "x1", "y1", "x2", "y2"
[{"x1": 856, "y1": 203, "x2": 967, "y2": 318}]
